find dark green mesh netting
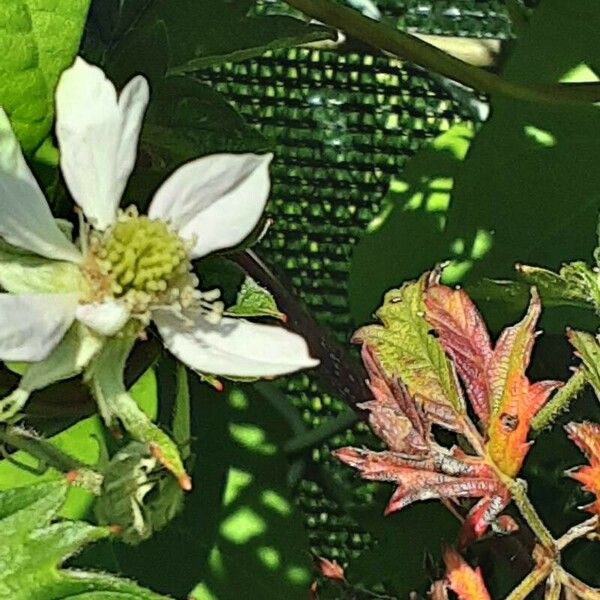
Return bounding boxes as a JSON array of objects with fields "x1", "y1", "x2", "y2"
[{"x1": 203, "y1": 0, "x2": 511, "y2": 569}]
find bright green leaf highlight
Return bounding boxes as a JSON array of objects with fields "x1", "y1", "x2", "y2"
[
  {"x1": 261, "y1": 489, "x2": 292, "y2": 516},
  {"x1": 220, "y1": 507, "x2": 267, "y2": 544},
  {"x1": 0, "y1": 0, "x2": 90, "y2": 153},
  {"x1": 524, "y1": 125, "x2": 557, "y2": 147},
  {"x1": 223, "y1": 468, "x2": 253, "y2": 507},
  {"x1": 257, "y1": 546, "x2": 281, "y2": 570},
  {"x1": 229, "y1": 423, "x2": 277, "y2": 455}
]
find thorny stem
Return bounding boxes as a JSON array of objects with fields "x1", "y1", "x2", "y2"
[
  {"x1": 0, "y1": 425, "x2": 103, "y2": 494},
  {"x1": 556, "y1": 567, "x2": 600, "y2": 600},
  {"x1": 495, "y1": 470, "x2": 556, "y2": 552},
  {"x1": 531, "y1": 369, "x2": 586, "y2": 433},
  {"x1": 505, "y1": 561, "x2": 553, "y2": 600},
  {"x1": 284, "y1": 0, "x2": 600, "y2": 105},
  {"x1": 557, "y1": 516, "x2": 599, "y2": 550}
]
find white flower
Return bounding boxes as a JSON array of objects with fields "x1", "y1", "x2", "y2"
[{"x1": 0, "y1": 57, "x2": 319, "y2": 379}]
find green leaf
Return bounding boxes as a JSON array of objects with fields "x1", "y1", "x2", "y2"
[
  {"x1": 569, "y1": 329, "x2": 600, "y2": 400},
  {"x1": 100, "y1": 0, "x2": 334, "y2": 78},
  {"x1": 0, "y1": 480, "x2": 170, "y2": 599},
  {"x1": 110, "y1": 382, "x2": 312, "y2": 599},
  {"x1": 228, "y1": 277, "x2": 286, "y2": 321},
  {"x1": 516, "y1": 262, "x2": 600, "y2": 312},
  {"x1": 353, "y1": 273, "x2": 465, "y2": 416},
  {"x1": 0, "y1": 0, "x2": 90, "y2": 153}
]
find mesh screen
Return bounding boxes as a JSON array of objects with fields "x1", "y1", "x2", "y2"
[{"x1": 201, "y1": 0, "x2": 510, "y2": 575}]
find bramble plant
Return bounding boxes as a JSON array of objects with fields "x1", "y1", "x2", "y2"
[
  {"x1": 1, "y1": 1, "x2": 600, "y2": 599},
  {"x1": 332, "y1": 268, "x2": 600, "y2": 598}
]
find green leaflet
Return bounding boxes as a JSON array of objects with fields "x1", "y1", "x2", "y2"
[
  {"x1": 569, "y1": 329, "x2": 600, "y2": 401},
  {"x1": 227, "y1": 276, "x2": 286, "y2": 321},
  {"x1": 0, "y1": 0, "x2": 90, "y2": 154},
  {"x1": 353, "y1": 273, "x2": 465, "y2": 416},
  {"x1": 101, "y1": 0, "x2": 335, "y2": 79},
  {"x1": 0, "y1": 480, "x2": 170, "y2": 599},
  {"x1": 517, "y1": 261, "x2": 600, "y2": 312}
]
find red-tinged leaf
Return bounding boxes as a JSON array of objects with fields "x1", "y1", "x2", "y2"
[
  {"x1": 443, "y1": 548, "x2": 491, "y2": 600},
  {"x1": 359, "y1": 345, "x2": 429, "y2": 453},
  {"x1": 316, "y1": 557, "x2": 346, "y2": 583},
  {"x1": 425, "y1": 284, "x2": 493, "y2": 426},
  {"x1": 459, "y1": 492, "x2": 511, "y2": 547},
  {"x1": 353, "y1": 273, "x2": 466, "y2": 420},
  {"x1": 487, "y1": 289, "x2": 540, "y2": 413},
  {"x1": 385, "y1": 473, "x2": 500, "y2": 514},
  {"x1": 565, "y1": 421, "x2": 600, "y2": 517},
  {"x1": 334, "y1": 446, "x2": 503, "y2": 517},
  {"x1": 486, "y1": 290, "x2": 562, "y2": 477}
]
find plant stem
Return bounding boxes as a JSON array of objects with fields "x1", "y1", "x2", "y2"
[
  {"x1": 532, "y1": 369, "x2": 586, "y2": 433},
  {"x1": 497, "y1": 473, "x2": 556, "y2": 551},
  {"x1": 557, "y1": 516, "x2": 599, "y2": 550},
  {"x1": 505, "y1": 562, "x2": 553, "y2": 600},
  {"x1": 284, "y1": 0, "x2": 600, "y2": 105},
  {"x1": 0, "y1": 425, "x2": 103, "y2": 494},
  {"x1": 556, "y1": 567, "x2": 600, "y2": 600}
]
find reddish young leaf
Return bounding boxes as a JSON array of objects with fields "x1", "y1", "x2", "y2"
[
  {"x1": 443, "y1": 548, "x2": 491, "y2": 600},
  {"x1": 486, "y1": 291, "x2": 561, "y2": 477},
  {"x1": 316, "y1": 557, "x2": 346, "y2": 583},
  {"x1": 334, "y1": 446, "x2": 503, "y2": 516},
  {"x1": 460, "y1": 492, "x2": 511, "y2": 547},
  {"x1": 565, "y1": 421, "x2": 600, "y2": 517},
  {"x1": 425, "y1": 284, "x2": 493, "y2": 426},
  {"x1": 359, "y1": 345, "x2": 429, "y2": 454}
]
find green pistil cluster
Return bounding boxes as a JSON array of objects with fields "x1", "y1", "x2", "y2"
[
  {"x1": 85, "y1": 207, "x2": 201, "y2": 322},
  {"x1": 102, "y1": 213, "x2": 188, "y2": 296}
]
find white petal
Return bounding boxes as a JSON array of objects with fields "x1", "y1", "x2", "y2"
[
  {"x1": 0, "y1": 173, "x2": 82, "y2": 263},
  {"x1": 56, "y1": 57, "x2": 149, "y2": 230},
  {"x1": 75, "y1": 300, "x2": 130, "y2": 337},
  {"x1": 0, "y1": 293, "x2": 78, "y2": 361},
  {"x1": 155, "y1": 312, "x2": 319, "y2": 378},
  {"x1": 0, "y1": 108, "x2": 39, "y2": 186},
  {"x1": 148, "y1": 153, "x2": 273, "y2": 259}
]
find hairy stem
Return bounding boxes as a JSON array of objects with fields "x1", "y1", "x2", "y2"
[
  {"x1": 557, "y1": 516, "x2": 599, "y2": 550},
  {"x1": 496, "y1": 472, "x2": 556, "y2": 551},
  {"x1": 505, "y1": 562, "x2": 553, "y2": 600},
  {"x1": 532, "y1": 369, "x2": 586, "y2": 433},
  {"x1": 284, "y1": 0, "x2": 600, "y2": 104},
  {"x1": 556, "y1": 567, "x2": 600, "y2": 600}
]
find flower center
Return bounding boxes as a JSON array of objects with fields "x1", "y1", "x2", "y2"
[
  {"x1": 102, "y1": 211, "x2": 187, "y2": 297},
  {"x1": 84, "y1": 207, "x2": 223, "y2": 327}
]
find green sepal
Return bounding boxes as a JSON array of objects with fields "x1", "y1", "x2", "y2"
[
  {"x1": 0, "y1": 323, "x2": 104, "y2": 422},
  {"x1": 86, "y1": 337, "x2": 190, "y2": 490},
  {"x1": 227, "y1": 276, "x2": 286, "y2": 321},
  {"x1": 568, "y1": 328, "x2": 600, "y2": 401}
]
